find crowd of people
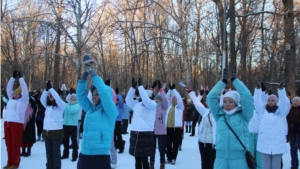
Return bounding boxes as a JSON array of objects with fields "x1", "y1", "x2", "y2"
[{"x1": 2, "y1": 55, "x2": 300, "y2": 169}]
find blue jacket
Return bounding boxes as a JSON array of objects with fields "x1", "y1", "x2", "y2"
[
  {"x1": 77, "y1": 76, "x2": 118, "y2": 155},
  {"x1": 122, "y1": 104, "x2": 131, "y2": 119},
  {"x1": 116, "y1": 94, "x2": 124, "y2": 121},
  {"x1": 207, "y1": 79, "x2": 253, "y2": 159},
  {"x1": 63, "y1": 102, "x2": 80, "y2": 126}
]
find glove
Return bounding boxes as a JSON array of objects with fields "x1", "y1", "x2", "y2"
[
  {"x1": 222, "y1": 68, "x2": 228, "y2": 84},
  {"x1": 261, "y1": 82, "x2": 266, "y2": 92},
  {"x1": 231, "y1": 67, "x2": 236, "y2": 82},
  {"x1": 115, "y1": 88, "x2": 119, "y2": 94},
  {"x1": 169, "y1": 83, "x2": 172, "y2": 90},
  {"x1": 254, "y1": 78, "x2": 261, "y2": 89},
  {"x1": 157, "y1": 80, "x2": 161, "y2": 89},
  {"x1": 18, "y1": 71, "x2": 22, "y2": 78},
  {"x1": 278, "y1": 78, "x2": 286, "y2": 89},
  {"x1": 200, "y1": 89, "x2": 204, "y2": 96},
  {"x1": 171, "y1": 83, "x2": 175, "y2": 89},
  {"x1": 205, "y1": 86, "x2": 209, "y2": 95},
  {"x1": 132, "y1": 78, "x2": 137, "y2": 88},
  {"x1": 152, "y1": 80, "x2": 158, "y2": 89},
  {"x1": 82, "y1": 55, "x2": 95, "y2": 72},
  {"x1": 70, "y1": 88, "x2": 76, "y2": 94},
  {"x1": 138, "y1": 77, "x2": 143, "y2": 86},
  {"x1": 13, "y1": 70, "x2": 18, "y2": 78},
  {"x1": 268, "y1": 90, "x2": 272, "y2": 95},
  {"x1": 46, "y1": 80, "x2": 52, "y2": 91},
  {"x1": 105, "y1": 79, "x2": 110, "y2": 86},
  {"x1": 145, "y1": 85, "x2": 148, "y2": 89}
]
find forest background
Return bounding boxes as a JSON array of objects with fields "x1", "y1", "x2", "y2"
[{"x1": 1, "y1": 0, "x2": 300, "y2": 98}]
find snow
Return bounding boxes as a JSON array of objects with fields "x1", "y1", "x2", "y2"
[{"x1": 0, "y1": 119, "x2": 295, "y2": 169}]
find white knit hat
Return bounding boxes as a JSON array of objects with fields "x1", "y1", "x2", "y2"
[
  {"x1": 223, "y1": 90, "x2": 241, "y2": 105},
  {"x1": 146, "y1": 90, "x2": 153, "y2": 97}
]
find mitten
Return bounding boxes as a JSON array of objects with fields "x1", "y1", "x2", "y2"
[
  {"x1": 46, "y1": 80, "x2": 52, "y2": 91},
  {"x1": 13, "y1": 70, "x2": 18, "y2": 78},
  {"x1": 200, "y1": 89, "x2": 205, "y2": 96},
  {"x1": 132, "y1": 78, "x2": 137, "y2": 88},
  {"x1": 171, "y1": 83, "x2": 176, "y2": 89},
  {"x1": 278, "y1": 79, "x2": 286, "y2": 89},
  {"x1": 115, "y1": 88, "x2": 119, "y2": 95},
  {"x1": 254, "y1": 78, "x2": 261, "y2": 89},
  {"x1": 231, "y1": 67, "x2": 236, "y2": 82},
  {"x1": 157, "y1": 80, "x2": 162, "y2": 89},
  {"x1": 169, "y1": 83, "x2": 172, "y2": 90},
  {"x1": 105, "y1": 79, "x2": 111, "y2": 86},
  {"x1": 82, "y1": 55, "x2": 96, "y2": 77},
  {"x1": 18, "y1": 71, "x2": 22, "y2": 78},
  {"x1": 152, "y1": 80, "x2": 158, "y2": 89},
  {"x1": 138, "y1": 77, "x2": 143, "y2": 87},
  {"x1": 222, "y1": 68, "x2": 228, "y2": 84},
  {"x1": 261, "y1": 82, "x2": 266, "y2": 92}
]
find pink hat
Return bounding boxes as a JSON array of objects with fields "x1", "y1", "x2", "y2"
[{"x1": 268, "y1": 94, "x2": 278, "y2": 102}]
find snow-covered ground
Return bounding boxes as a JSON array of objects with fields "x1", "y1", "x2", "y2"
[{"x1": 0, "y1": 119, "x2": 295, "y2": 169}]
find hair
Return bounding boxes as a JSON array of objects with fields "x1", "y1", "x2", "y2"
[{"x1": 46, "y1": 97, "x2": 58, "y2": 107}]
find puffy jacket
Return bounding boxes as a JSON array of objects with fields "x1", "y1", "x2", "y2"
[
  {"x1": 77, "y1": 76, "x2": 118, "y2": 155},
  {"x1": 122, "y1": 104, "x2": 131, "y2": 119},
  {"x1": 165, "y1": 89, "x2": 184, "y2": 128},
  {"x1": 287, "y1": 106, "x2": 300, "y2": 136},
  {"x1": 207, "y1": 79, "x2": 253, "y2": 155},
  {"x1": 63, "y1": 102, "x2": 80, "y2": 126},
  {"x1": 154, "y1": 88, "x2": 168, "y2": 135},
  {"x1": 116, "y1": 94, "x2": 124, "y2": 121}
]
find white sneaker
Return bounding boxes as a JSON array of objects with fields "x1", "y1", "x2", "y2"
[
  {"x1": 171, "y1": 159, "x2": 176, "y2": 165},
  {"x1": 111, "y1": 164, "x2": 117, "y2": 169}
]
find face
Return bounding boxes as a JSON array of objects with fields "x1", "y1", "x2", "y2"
[
  {"x1": 116, "y1": 99, "x2": 119, "y2": 105},
  {"x1": 172, "y1": 97, "x2": 177, "y2": 105},
  {"x1": 155, "y1": 98, "x2": 162, "y2": 103},
  {"x1": 92, "y1": 89, "x2": 100, "y2": 106},
  {"x1": 292, "y1": 100, "x2": 300, "y2": 107},
  {"x1": 13, "y1": 93, "x2": 21, "y2": 99},
  {"x1": 267, "y1": 98, "x2": 277, "y2": 107},
  {"x1": 48, "y1": 94, "x2": 54, "y2": 101},
  {"x1": 223, "y1": 97, "x2": 237, "y2": 111},
  {"x1": 70, "y1": 95, "x2": 76, "y2": 101}
]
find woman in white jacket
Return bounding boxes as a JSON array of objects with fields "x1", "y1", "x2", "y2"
[{"x1": 254, "y1": 79, "x2": 290, "y2": 169}]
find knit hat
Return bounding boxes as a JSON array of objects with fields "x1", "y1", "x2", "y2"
[
  {"x1": 187, "y1": 99, "x2": 192, "y2": 103},
  {"x1": 268, "y1": 94, "x2": 278, "y2": 103},
  {"x1": 70, "y1": 93, "x2": 77, "y2": 99},
  {"x1": 14, "y1": 86, "x2": 22, "y2": 95},
  {"x1": 146, "y1": 90, "x2": 153, "y2": 97},
  {"x1": 292, "y1": 96, "x2": 300, "y2": 103},
  {"x1": 223, "y1": 90, "x2": 241, "y2": 106},
  {"x1": 155, "y1": 93, "x2": 162, "y2": 100}
]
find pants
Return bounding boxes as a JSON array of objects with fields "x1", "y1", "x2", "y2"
[
  {"x1": 289, "y1": 135, "x2": 300, "y2": 167},
  {"x1": 62, "y1": 125, "x2": 78, "y2": 159},
  {"x1": 4, "y1": 122, "x2": 23, "y2": 167},
  {"x1": 261, "y1": 153, "x2": 282, "y2": 169},
  {"x1": 191, "y1": 118, "x2": 199, "y2": 135},
  {"x1": 185, "y1": 121, "x2": 192, "y2": 126},
  {"x1": 45, "y1": 139, "x2": 62, "y2": 169},
  {"x1": 36, "y1": 120, "x2": 44, "y2": 137},
  {"x1": 178, "y1": 129, "x2": 183, "y2": 146},
  {"x1": 114, "y1": 121, "x2": 123, "y2": 150},
  {"x1": 150, "y1": 135, "x2": 166, "y2": 163},
  {"x1": 110, "y1": 137, "x2": 117, "y2": 164},
  {"x1": 77, "y1": 153, "x2": 110, "y2": 169},
  {"x1": 248, "y1": 133, "x2": 262, "y2": 169},
  {"x1": 135, "y1": 156, "x2": 149, "y2": 169},
  {"x1": 199, "y1": 142, "x2": 216, "y2": 169},
  {"x1": 77, "y1": 121, "x2": 81, "y2": 144},
  {"x1": 121, "y1": 119, "x2": 129, "y2": 134},
  {"x1": 166, "y1": 128, "x2": 181, "y2": 161}
]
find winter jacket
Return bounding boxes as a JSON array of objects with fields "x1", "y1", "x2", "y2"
[
  {"x1": 255, "y1": 88, "x2": 290, "y2": 155},
  {"x1": 287, "y1": 106, "x2": 300, "y2": 136},
  {"x1": 4, "y1": 77, "x2": 29, "y2": 123},
  {"x1": 207, "y1": 79, "x2": 253, "y2": 158},
  {"x1": 126, "y1": 86, "x2": 156, "y2": 131},
  {"x1": 77, "y1": 76, "x2": 118, "y2": 155},
  {"x1": 129, "y1": 131, "x2": 154, "y2": 157},
  {"x1": 165, "y1": 89, "x2": 184, "y2": 128},
  {"x1": 122, "y1": 104, "x2": 131, "y2": 120},
  {"x1": 184, "y1": 104, "x2": 195, "y2": 121},
  {"x1": 189, "y1": 91, "x2": 216, "y2": 144},
  {"x1": 41, "y1": 88, "x2": 66, "y2": 130},
  {"x1": 248, "y1": 110, "x2": 260, "y2": 133},
  {"x1": 116, "y1": 94, "x2": 124, "y2": 121},
  {"x1": 154, "y1": 88, "x2": 168, "y2": 135},
  {"x1": 63, "y1": 102, "x2": 81, "y2": 126}
]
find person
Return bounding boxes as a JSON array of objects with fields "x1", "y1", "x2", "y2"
[
  {"x1": 165, "y1": 83, "x2": 184, "y2": 165},
  {"x1": 76, "y1": 55, "x2": 118, "y2": 169},
  {"x1": 149, "y1": 80, "x2": 168, "y2": 169},
  {"x1": 21, "y1": 96, "x2": 37, "y2": 157},
  {"x1": 1, "y1": 85, "x2": 8, "y2": 118},
  {"x1": 114, "y1": 87, "x2": 125, "y2": 153},
  {"x1": 41, "y1": 80, "x2": 66, "y2": 169},
  {"x1": 184, "y1": 99, "x2": 194, "y2": 133},
  {"x1": 185, "y1": 85, "x2": 216, "y2": 169},
  {"x1": 3, "y1": 70, "x2": 29, "y2": 169},
  {"x1": 61, "y1": 90, "x2": 81, "y2": 162},
  {"x1": 207, "y1": 68, "x2": 253, "y2": 169},
  {"x1": 33, "y1": 89, "x2": 46, "y2": 142},
  {"x1": 287, "y1": 96, "x2": 300, "y2": 169},
  {"x1": 126, "y1": 77, "x2": 156, "y2": 169}
]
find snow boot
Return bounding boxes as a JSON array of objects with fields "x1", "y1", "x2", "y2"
[
  {"x1": 160, "y1": 163, "x2": 165, "y2": 169},
  {"x1": 149, "y1": 161, "x2": 154, "y2": 169},
  {"x1": 24, "y1": 147, "x2": 31, "y2": 157},
  {"x1": 20, "y1": 147, "x2": 26, "y2": 156},
  {"x1": 36, "y1": 135, "x2": 41, "y2": 141}
]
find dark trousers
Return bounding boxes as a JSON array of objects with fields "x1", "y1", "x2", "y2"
[
  {"x1": 166, "y1": 128, "x2": 181, "y2": 161},
  {"x1": 150, "y1": 135, "x2": 166, "y2": 163},
  {"x1": 191, "y1": 119, "x2": 199, "y2": 135},
  {"x1": 199, "y1": 142, "x2": 216, "y2": 169},
  {"x1": 45, "y1": 139, "x2": 62, "y2": 169},
  {"x1": 77, "y1": 153, "x2": 110, "y2": 169},
  {"x1": 121, "y1": 119, "x2": 129, "y2": 134},
  {"x1": 178, "y1": 129, "x2": 183, "y2": 146},
  {"x1": 135, "y1": 156, "x2": 149, "y2": 169},
  {"x1": 62, "y1": 125, "x2": 78, "y2": 159},
  {"x1": 114, "y1": 121, "x2": 123, "y2": 150},
  {"x1": 36, "y1": 120, "x2": 44, "y2": 137},
  {"x1": 289, "y1": 135, "x2": 300, "y2": 167}
]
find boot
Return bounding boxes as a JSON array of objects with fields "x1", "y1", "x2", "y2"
[
  {"x1": 118, "y1": 140, "x2": 125, "y2": 154},
  {"x1": 7, "y1": 166, "x2": 17, "y2": 169},
  {"x1": 149, "y1": 161, "x2": 154, "y2": 169},
  {"x1": 36, "y1": 135, "x2": 41, "y2": 141},
  {"x1": 3, "y1": 164, "x2": 10, "y2": 169},
  {"x1": 189, "y1": 126, "x2": 191, "y2": 133},
  {"x1": 24, "y1": 147, "x2": 31, "y2": 157},
  {"x1": 178, "y1": 145, "x2": 182, "y2": 151},
  {"x1": 71, "y1": 148, "x2": 78, "y2": 162},
  {"x1": 185, "y1": 126, "x2": 188, "y2": 133},
  {"x1": 20, "y1": 147, "x2": 26, "y2": 156},
  {"x1": 160, "y1": 163, "x2": 165, "y2": 169}
]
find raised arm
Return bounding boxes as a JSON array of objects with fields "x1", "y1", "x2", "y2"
[
  {"x1": 40, "y1": 90, "x2": 48, "y2": 108},
  {"x1": 76, "y1": 80, "x2": 93, "y2": 113},
  {"x1": 19, "y1": 77, "x2": 29, "y2": 106},
  {"x1": 125, "y1": 87, "x2": 136, "y2": 109},
  {"x1": 49, "y1": 88, "x2": 66, "y2": 110},
  {"x1": 278, "y1": 88, "x2": 290, "y2": 116},
  {"x1": 6, "y1": 77, "x2": 15, "y2": 99},
  {"x1": 117, "y1": 93, "x2": 124, "y2": 109},
  {"x1": 166, "y1": 89, "x2": 172, "y2": 107},
  {"x1": 138, "y1": 86, "x2": 156, "y2": 110},
  {"x1": 254, "y1": 88, "x2": 264, "y2": 116},
  {"x1": 160, "y1": 88, "x2": 168, "y2": 110},
  {"x1": 172, "y1": 89, "x2": 184, "y2": 110},
  {"x1": 189, "y1": 91, "x2": 208, "y2": 116},
  {"x1": 207, "y1": 81, "x2": 226, "y2": 120}
]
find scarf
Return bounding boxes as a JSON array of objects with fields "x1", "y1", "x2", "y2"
[
  {"x1": 266, "y1": 105, "x2": 278, "y2": 113},
  {"x1": 68, "y1": 100, "x2": 78, "y2": 105},
  {"x1": 224, "y1": 107, "x2": 239, "y2": 115},
  {"x1": 156, "y1": 102, "x2": 162, "y2": 108}
]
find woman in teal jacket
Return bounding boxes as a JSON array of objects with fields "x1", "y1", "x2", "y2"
[
  {"x1": 207, "y1": 68, "x2": 253, "y2": 169},
  {"x1": 76, "y1": 55, "x2": 118, "y2": 169}
]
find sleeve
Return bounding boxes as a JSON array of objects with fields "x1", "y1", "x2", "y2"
[
  {"x1": 207, "y1": 81, "x2": 226, "y2": 120},
  {"x1": 40, "y1": 90, "x2": 48, "y2": 108},
  {"x1": 189, "y1": 91, "x2": 208, "y2": 116},
  {"x1": 160, "y1": 88, "x2": 168, "y2": 110},
  {"x1": 253, "y1": 88, "x2": 264, "y2": 117},
  {"x1": 125, "y1": 87, "x2": 136, "y2": 109},
  {"x1": 6, "y1": 77, "x2": 15, "y2": 99},
  {"x1": 261, "y1": 92, "x2": 268, "y2": 106},
  {"x1": 172, "y1": 89, "x2": 184, "y2": 110},
  {"x1": 76, "y1": 80, "x2": 93, "y2": 113},
  {"x1": 66, "y1": 93, "x2": 71, "y2": 103},
  {"x1": 117, "y1": 94, "x2": 124, "y2": 109},
  {"x1": 19, "y1": 78, "x2": 29, "y2": 105},
  {"x1": 232, "y1": 78, "x2": 254, "y2": 122},
  {"x1": 138, "y1": 86, "x2": 156, "y2": 110},
  {"x1": 67, "y1": 104, "x2": 81, "y2": 114},
  {"x1": 49, "y1": 88, "x2": 66, "y2": 111},
  {"x1": 278, "y1": 88, "x2": 290, "y2": 117}
]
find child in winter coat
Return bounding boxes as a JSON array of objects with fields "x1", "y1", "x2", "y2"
[
  {"x1": 76, "y1": 55, "x2": 118, "y2": 169},
  {"x1": 207, "y1": 68, "x2": 253, "y2": 169},
  {"x1": 254, "y1": 78, "x2": 290, "y2": 169}
]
